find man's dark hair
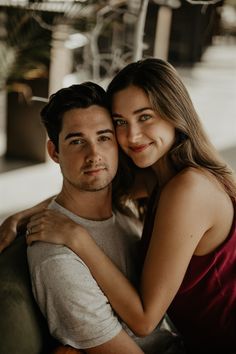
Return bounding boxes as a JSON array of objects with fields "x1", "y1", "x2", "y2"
[{"x1": 41, "y1": 82, "x2": 109, "y2": 151}]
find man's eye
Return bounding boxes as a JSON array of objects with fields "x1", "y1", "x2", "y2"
[
  {"x1": 70, "y1": 139, "x2": 83, "y2": 145},
  {"x1": 114, "y1": 119, "x2": 126, "y2": 126},
  {"x1": 99, "y1": 135, "x2": 110, "y2": 142},
  {"x1": 140, "y1": 114, "x2": 152, "y2": 122}
]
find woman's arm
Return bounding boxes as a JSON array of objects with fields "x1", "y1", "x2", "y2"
[
  {"x1": 67, "y1": 170, "x2": 214, "y2": 335},
  {"x1": 0, "y1": 196, "x2": 54, "y2": 252},
  {"x1": 25, "y1": 170, "x2": 215, "y2": 336}
]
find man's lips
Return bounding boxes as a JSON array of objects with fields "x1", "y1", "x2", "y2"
[
  {"x1": 83, "y1": 167, "x2": 106, "y2": 175},
  {"x1": 129, "y1": 143, "x2": 152, "y2": 153}
]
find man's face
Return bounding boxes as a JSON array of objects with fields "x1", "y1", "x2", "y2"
[{"x1": 48, "y1": 105, "x2": 118, "y2": 192}]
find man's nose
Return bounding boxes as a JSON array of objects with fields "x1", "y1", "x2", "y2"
[
  {"x1": 127, "y1": 124, "x2": 142, "y2": 143},
  {"x1": 85, "y1": 144, "x2": 102, "y2": 164}
]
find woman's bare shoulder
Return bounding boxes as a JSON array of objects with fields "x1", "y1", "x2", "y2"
[
  {"x1": 162, "y1": 167, "x2": 224, "y2": 207},
  {"x1": 168, "y1": 167, "x2": 221, "y2": 192}
]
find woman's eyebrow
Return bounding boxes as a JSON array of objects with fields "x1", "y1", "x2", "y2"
[
  {"x1": 133, "y1": 107, "x2": 153, "y2": 114},
  {"x1": 112, "y1": 113, "x2": 123, "y2": 118},
  {"x1": 112, "y1": 107, "x2": 153, "y2": 118}
]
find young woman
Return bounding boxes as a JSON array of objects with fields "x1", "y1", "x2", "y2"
[{"x1": 1, "y1": 58, "x2": 236, "y2": 353}]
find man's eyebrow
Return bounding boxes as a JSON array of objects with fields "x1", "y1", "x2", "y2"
[
  {"x1": 97, "y1": 129, "x2": 114, "y2": 135},
  {"x1": 112, "y1": 107, "x2": 153, "y2": 117},
  {"x1": 65, "y1": 129, "x2": 114, "y2": 140},
  {"x1": 65, "y1": 132, "x2": 83, "y2": 140}
]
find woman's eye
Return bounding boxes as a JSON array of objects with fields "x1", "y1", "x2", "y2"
[
  {"x1": 140, "y1": 114, "x2": 152, "y2": 122},
  {"x1": 114, "y1": 119, "x2": 126, "y2": 126}
]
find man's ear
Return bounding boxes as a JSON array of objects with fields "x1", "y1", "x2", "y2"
[{"x1": 47, "y1": 140, "x2": 59, "y2": 163}]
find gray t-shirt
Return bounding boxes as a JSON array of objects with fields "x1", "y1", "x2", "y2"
[{"x1": 27, "y1": 200, "x2": 177, "y2": 353}]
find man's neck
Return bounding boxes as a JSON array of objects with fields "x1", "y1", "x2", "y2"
[{"x1": 55, "y1": 185, "x2": 113, "y2": 221}]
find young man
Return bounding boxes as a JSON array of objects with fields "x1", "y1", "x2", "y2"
[{"x1": 0, "y1": 83, "x2": 181, "y2": 354}]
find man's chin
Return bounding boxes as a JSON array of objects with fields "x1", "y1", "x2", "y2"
[
  {"x1": 79, "y1": 180, "x2": 112, "y2": 192},
  {"x1": 86, "y1": 188, "x2": 105, "y2": 192}
]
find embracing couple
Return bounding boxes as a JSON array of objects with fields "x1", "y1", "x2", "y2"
[{"x1": 1, "y1": 58, "x2": 236, "y2": 354}]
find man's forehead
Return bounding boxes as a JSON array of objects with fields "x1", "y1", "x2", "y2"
[
  {"x1": 62, "y1": 106, "x2": 113, "y2": 128},
  {"x1": 61, "y1": 107, "x2": 114, "y2": 138}
]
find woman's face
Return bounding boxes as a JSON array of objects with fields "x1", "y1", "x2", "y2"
[{"x1": 111, "y1": 85, "x2": 175, "y2": 169}]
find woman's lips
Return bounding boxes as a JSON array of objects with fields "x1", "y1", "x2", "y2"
[{"x1": 129, "y1": 143, "x2": 152, "y2": 153}]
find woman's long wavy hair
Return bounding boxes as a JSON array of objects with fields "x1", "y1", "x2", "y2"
[{"x1": 107, "y1": 58, "x2": 236, "y2": 200}]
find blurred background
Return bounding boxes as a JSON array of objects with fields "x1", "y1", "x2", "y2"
[{"x1": 0, "y1": 0, "x2": 235, "y2": 222}]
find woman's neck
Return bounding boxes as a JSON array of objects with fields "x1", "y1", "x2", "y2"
[{"x1": 151, "y1": 157, "x2": 176, "y2": 188}]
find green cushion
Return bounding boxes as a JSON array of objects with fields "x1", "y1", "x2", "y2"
[{"x1": 0, "y1": 236, "x2": 56, "y2": 354}]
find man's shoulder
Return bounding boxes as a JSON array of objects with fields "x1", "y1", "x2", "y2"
[
  {"x1": 27, "y1": 241, "x2": 71, "y2": 257},
  {"x1": 27, "y1": 242, "x2": 78, "y2": 275}
]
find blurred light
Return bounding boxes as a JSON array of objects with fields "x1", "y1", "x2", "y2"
[
  {"x1": 153, "y1": 0, "x2": 181, "y2": 8},
  {"x1": 65, "y1": 33, "x2": 88, "y2": 50},
  {"x1": 31, "y1": 96, "x2": 48, "y2": 103}
]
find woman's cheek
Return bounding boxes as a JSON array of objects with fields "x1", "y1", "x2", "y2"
[{"x1": 115, "y1": 129, "x2": 125, "y2": 147}]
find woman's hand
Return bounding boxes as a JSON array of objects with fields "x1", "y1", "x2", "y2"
[
  {"x1": 26, "y1": 209, "x2": 90, "y2": 251},
  {"x1": 0, "y1": 197, "x2": 54, "y2": 253},
  {"x1": 0, "y1": 214, "x2": 21, "y2": 253}
]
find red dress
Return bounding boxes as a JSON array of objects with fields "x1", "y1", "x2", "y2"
[{"x1": 140, "y1": 188, "x2": 236, "y2": 353}]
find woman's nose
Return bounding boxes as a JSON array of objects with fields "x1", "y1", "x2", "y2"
[{"x1": 127, "y1": 124, "x2": 142, "y2": 143}]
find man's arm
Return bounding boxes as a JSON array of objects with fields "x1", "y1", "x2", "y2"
[
  {"x1": 0, "y1": 197, "x2": 53, "y2": 252},
  {"x1": 52, "y1": 345, "x2": 83, "y2": 353},
  {"x1": 52, "y1": 331, "x2": 143, "y2": 354},
  {"x1": 85, "y1": 330, "x2": 143, "y2": 354},
  {"x1": 28, "y1": 245, "x2": 143, "y2": 354}
]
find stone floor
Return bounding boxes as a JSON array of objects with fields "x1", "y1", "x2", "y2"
[{"x1": 0, "y1": 36, "x2": 236, "y2": 222}]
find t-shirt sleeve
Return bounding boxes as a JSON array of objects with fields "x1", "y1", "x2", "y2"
[{"x1": 30, "y1": 253, "x2": 122, "y2": 349}]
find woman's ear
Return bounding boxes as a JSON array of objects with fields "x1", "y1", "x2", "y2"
[{"x1": 47, "y1": 140, "x2": 59, "y2": 163}]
